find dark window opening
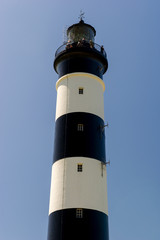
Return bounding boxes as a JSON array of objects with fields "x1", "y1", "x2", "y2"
[
  {"x1": 79, "y1": 88, "x2": 84, "y2": 94},
  {"x1": 77, "y1": 164, "x2": 83, "y2": 172}
]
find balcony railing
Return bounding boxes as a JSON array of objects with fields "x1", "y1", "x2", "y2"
[{"x1": 55, "y1": 40, "x2": 107, "y2": 58}]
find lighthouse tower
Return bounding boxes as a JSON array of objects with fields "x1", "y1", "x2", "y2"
[{"x1": 47, "y1": 19, "x2": 109, "y2": 240}]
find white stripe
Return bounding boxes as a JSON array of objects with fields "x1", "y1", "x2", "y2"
[
  {"x1": 49, "y1": 157, "x2": 108, "y2": 215},
  {"x1": 55, "y1": 73, "x2": 105, "y2": 120}
]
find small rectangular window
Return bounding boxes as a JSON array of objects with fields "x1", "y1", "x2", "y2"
[
  {"x1": 77, "y1": 124, "x2": 84, "y2": 131},
  {"x1": 77, "y1": 163, "x2": 83, "y2": 172},
  {"x1": 76, "y1": 208, "x2": 83, "y2": 218},
  {"x1": 79, "y1": 88, "x2": 83, "y2": 94}
]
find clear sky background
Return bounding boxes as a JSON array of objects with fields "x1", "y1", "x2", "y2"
[{"x1": 1, "y1": 0, "x2": 160, "y2": 239}]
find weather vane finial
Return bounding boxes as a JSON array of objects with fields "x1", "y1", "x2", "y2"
[{"x1": 79, "y1": 10, "x2": 85, "y2": 21}]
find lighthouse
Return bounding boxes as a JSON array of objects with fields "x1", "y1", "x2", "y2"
[{"x1": 47, "y1": 19, "x2": 109, "y2": 240}]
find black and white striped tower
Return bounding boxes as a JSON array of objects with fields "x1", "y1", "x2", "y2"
[{"x1": 47, "y1": 19, "x2": 109, "y2": 240}]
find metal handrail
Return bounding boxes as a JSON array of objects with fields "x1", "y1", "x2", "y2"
[{"x1": 55, "y1": 41, "x2": 107, "y2": 58}]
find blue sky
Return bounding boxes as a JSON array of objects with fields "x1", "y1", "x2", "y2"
[{"x1": 1, "y1": 0, "x2": 160, "y2": 239}]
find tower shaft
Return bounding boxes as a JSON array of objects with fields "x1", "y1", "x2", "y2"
[{"x1": 47, "y1": 20, "x2": 109, "y2": 240}]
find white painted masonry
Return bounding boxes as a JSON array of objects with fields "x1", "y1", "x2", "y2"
[
  {"x1": 55, "y1": 73, "x2": 105, "y2": 120},
  {"x1": 49, "y1": 157, "x2": 108, "y2": 215}
]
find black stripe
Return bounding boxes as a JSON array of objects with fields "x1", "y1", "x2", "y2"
[
  {"x1": 53, "y1": 112, "x2": 106, "y2": 163},
  {"x1": 47, "y1": 209, "x2": 109, "y2": 240},
  {"x1": 54, "y1": 49, "x2": 108, "y2": 79}
]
